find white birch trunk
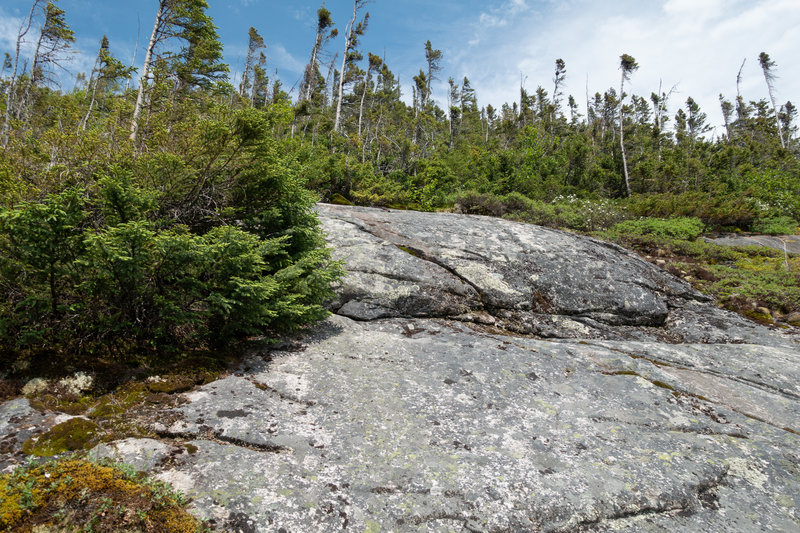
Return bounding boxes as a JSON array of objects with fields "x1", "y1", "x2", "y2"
[
  {"x1": 620, "y1": 72, "x2": 631, "y2": 197},
  {"x1": 334, "y1": 2, "x2": 358, "y2": 133},
  {"x1": 130, "y1": 1, "x2": 164, "y2": 142}
]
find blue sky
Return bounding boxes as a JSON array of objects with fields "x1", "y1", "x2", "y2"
[{"x1": 2, "y1": 0, "x2": 799, "y2": 136}]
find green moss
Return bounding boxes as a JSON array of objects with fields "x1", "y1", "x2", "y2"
[
  {"x1": 0, "y1": 457, "x2": 205, "y2": 532},
  {"x1": 650, "y1": 380, "x2": 676, "y2": 391},
  {"x1": 397, "y1": 245, "x2": 423, "y2": 258},
  {"x1": 22, "y1": 418, "x2": 101, "y2": 456},
  {"x1": 89, "y1": 384, "x2": 147, "y2": 420},
  {"x1": 742, "y1": 310, "x2": 773, "y2": 325},
  {"x1": 184, "y1": 443, "x2": 198, "y2": 454},
  {"x1": 29, "y1": 394, "x2": 93, "y2": 415}
]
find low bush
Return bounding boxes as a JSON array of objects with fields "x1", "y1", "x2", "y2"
[
  {"x1": 609, "y1": 217, "x2": 706, "y2": 241},
  {"x1": 623, "y1": 192, "x2": 759, "y2": 230},
  {"x1": 0, "y1": 178, "x2": 339, "y2": 358},
  {"x1": 751, "y1": 216, "x2": 799, "y2": 235},
  {"x1": 454, "y1": 192, "x2": 627, "y2": 231}
]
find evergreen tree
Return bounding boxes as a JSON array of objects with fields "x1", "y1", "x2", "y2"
[
  {"x1": 334, "y1": 0, "x2": 369, "y2": 133},
  {"x1": 240, "y1": 27, "x2": 266, "y2": 100},
  {"x1": 300, "y1": 6, "x2": 337, "y2": 104}
]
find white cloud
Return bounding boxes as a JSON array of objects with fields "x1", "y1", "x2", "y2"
[{"x1": 446, "y1": 0, "x2": 800, "y2": 131}]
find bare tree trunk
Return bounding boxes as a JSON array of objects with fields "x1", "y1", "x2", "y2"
[
  {"x1": 79, "y1": 46, "x2": 105, "y2": 132},
  {"x1": 334, "y1": 1, "x2": 359, "y2": 133},
  {"x1": 303, "y1": 33, "x2": 322, "y2": 103},
  {"x1": 760, "y1": 60, "x2": 786, "y2": 149},
  {"x1": 2, "y1": 1, "x2": 41, "y2": 147},
  {"x1": 620, "y1": 72, "x2": 631, "y2": 197},
  {"x1": 130, "y1": 1, "x2": 165, "y2": 143}
]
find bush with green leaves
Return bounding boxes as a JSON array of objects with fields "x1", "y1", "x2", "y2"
[
  {"x1": 609, "y1": 217, "x2": 705, "y2": 241},
  {"x1": 454, "y1": 191, "x2": 627, "y2": 231},
  {"x1": 623, "y1": 192, "x2": 759, "y2": 230},
  {"x1": 751, "y1": 216, "x2": 798, "y2": 235},
  {"x1": 0, "y1": 111, "x2": 341, "y2": 358}
]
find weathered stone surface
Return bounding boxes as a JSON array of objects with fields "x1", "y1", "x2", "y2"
[
  {"x1": 319, "y1": 204, "x2": 796, "y2": 347},
  {"x1": 2, "y1": 205, "x2": 799, "y2": 531},
  {"x1": 0, "y1": 398, "x2": 73, "y2": 472},
  {"x1": 321, "y1": 205, "x2": 700, "y2": 329},
  {"x1": 156, "y1": 316, "x2": 800, "y2": 532},
  {"x1": 88, "y1": 438, "x2": 174, "y2": 473},
  {"x1": 703, "y1": 234, "x2": 800, "y2": 254}
]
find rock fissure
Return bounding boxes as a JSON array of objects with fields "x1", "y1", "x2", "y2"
[
  {"x1": 246, "y1": 378, "x2": 317, "y2": 407},
  {"x1": 570, "y1": 469, "x2": 728, "y2": 530},
  {"x1": 154, "y1": 428, "x2": 290, "y2": 454}
]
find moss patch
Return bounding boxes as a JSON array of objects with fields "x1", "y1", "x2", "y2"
[
  {"x1": 397, "y1": 245, "x2": 423, "y2": 258},
  {"x1": 22, "y1": 418, "x2": 101, "y2": 457},
  {"x1": 0, "y1": 456, "x2": 205, "y2": 532}
]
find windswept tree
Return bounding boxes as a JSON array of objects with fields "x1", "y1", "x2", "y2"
[
  {"x1": 618, "y1": 53, "x2": 638, "y2": 196},
  {"x1": 16, "y1": 1, "x2": 75, "y2": 124},
  {"x1": 240, "y1": 27, "x2": 266, "y2": 100},
  {"x1": 421, "y1": 40, "x2": 442, "y2": 109},
  {"x1": 447, "y1": 77, "x2": 459, "y2": 149},
  {"x1": 130, "y1": 0, "x2": 227, "y2": 142},
  {"x1": 685, "y1": 97, "x2": 710, "y2": 147},
  {"x1": 30, "y1": 2, "x2": 75, "y2": 87},
  {"x1": 719, "y1": 94, "x2": 734, "y2": 140},
  {"x1": 2, "y1": 0, "x2": 46, "y2": 146},
  {"x1": 357, "y1": 52, "x2": 381, "y2": 137},
  {"x1": 300, "y1": 6, "x2": 337, "y2": 104},
  {"x1": 333, "y1": 0, "x2": 369, "y2": 133},
  {"x1": 758, "y1": 52, "x2": 785, "y2": 149},
  {"x1": 80, "y1": 36, "x2": 135, "y2": 130},
  {"x1": 552, "y1": 58, "x2": 566, "y2": 118},
  {"x1": 779, "y1": 101, "x2": 797, "y2": 142}
]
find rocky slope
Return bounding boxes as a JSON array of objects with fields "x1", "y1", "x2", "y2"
[{"x1": 2, "y1": 204, "x2": 799, "y2": 532}]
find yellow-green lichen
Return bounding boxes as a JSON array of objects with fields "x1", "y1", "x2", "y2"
[{"x1": 0, "y1": 457, "x2": 205, "y2": 532}]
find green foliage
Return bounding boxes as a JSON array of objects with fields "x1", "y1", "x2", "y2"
[
  {"x1": 455, "y1": 191, "x2": 627, "y2": 231},
  {"x1": 0, "y1": 175, "x2": 338, "y2": 356},
  {"x1": 2, "y1": 2, "x2": 799, "y2": 354},
  {"x1": 745, "y1": 169, "x2": 800, "y2": 219},
  {"x1": 610, "y1": 217, "x2": 706, "y2": 241},
  {"x1": 623, "y1": 192, "x2": 759, "y2": 230},
  {"x1": 751, "y1": 216, "x2": 799, "y2": 235}
]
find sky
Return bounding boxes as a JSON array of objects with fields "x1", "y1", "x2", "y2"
[{"x1": 1, "y1": 0, "x2": 799, "y2": 137}]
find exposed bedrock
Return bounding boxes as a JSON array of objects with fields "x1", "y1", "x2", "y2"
[{"x1": 3, "y1": 205, "x2": 798, "y2": 532}]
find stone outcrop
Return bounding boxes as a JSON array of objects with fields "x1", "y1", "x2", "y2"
[{"x1": 1, "y1": 205, "x2": 798, "y2": 532}]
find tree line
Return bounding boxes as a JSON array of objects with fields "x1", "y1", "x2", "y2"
[{"x1": 0, "y1": 0, "x2": 797, "y2": 357}]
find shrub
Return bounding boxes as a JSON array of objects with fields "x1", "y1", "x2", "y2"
[
  {"x1": 454, "y1": 192, "x2": 627, "y2": 231},
  {"x1": 609, "y1": 217, "x2": 705, "y2": 241},
  {"x1": 0, "y1": 181, "x2": 340, "y2": 357},
  {"x1": 623, "y1": 192, "x2": 758, "y2": 230},
  {"x1": 751, "y1": 216, "x2": 798, "y2": 235}
]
